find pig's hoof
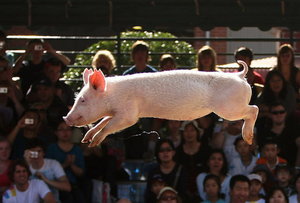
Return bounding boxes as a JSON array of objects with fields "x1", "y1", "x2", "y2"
[{"x1": 242, "y1": 133, "x2": 253, "y2": 145}]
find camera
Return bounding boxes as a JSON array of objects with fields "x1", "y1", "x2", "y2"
[
  {"x1": 0, "y1": 87, "x2": 8, "y2": 94},
  {"x1": 25, "y1": 118, "x2": 34, "y2": 125},
  {"x1": 34, "y1": 45, "x2": 43, "y2": 51},
  {"x1": 29, "y1": 151, "x2": 39, "y2": 158}
]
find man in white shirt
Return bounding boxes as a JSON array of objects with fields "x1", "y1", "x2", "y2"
[
  {"x1": 2, "y1": 160, "x2": 56, "y2": 203},
  {"x1": 24, "y1": 138, "x2": 71, "y2": 202}
]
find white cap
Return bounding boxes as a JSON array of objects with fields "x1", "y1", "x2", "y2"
[
  {"x1": 157, "y1": 186, "x2": 178, "y2": 200},
  {"x1": 247, "y1": 174, "x2": 262, "y2": 183}
]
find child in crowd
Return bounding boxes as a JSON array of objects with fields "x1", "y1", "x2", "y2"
[
  {"x1": 274, "y1": 164, "x2": 294, "y2": 197},
  {"x1": 289, "y1": 173, "x2": 300, "y2": 202},
  {"x1": 229, "y1": 137, "x2": 258, "y2": 176},
  {"x1": 150, "y1": 174, "x2": 166, "y2": 199},
  {"x1": 256, "y1": 140, "x2": 287, "y2": 175},
  {"x1": 246, "y1": 174, "x2": 265, "y2": 203},
  {"x1": 157, "y1": 186, "x2": 182, "y2": 203},
  {"x1": 201, "y1": 174, "x2": 225, "y2": 203},
  {"x1": 265, "y1": 187, "x2": 289, "y2": 203}
]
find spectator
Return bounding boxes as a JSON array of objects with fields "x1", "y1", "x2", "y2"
[
  {"x1": 289, "y1": 173, "x2": 300, "y2": 202},
  {"x1": 196, "y1": 45, "x2": 218, "y2": 71},
  {"x1": 24, "y1": 138, "x2": 71, "y2": 202},
  {"x1": 145, "y1": 139, "x2": 188, "y2": 203},
  {"x1": 256, "y1": 140, "x2": 287, "y2": 176},
  {"x1": 265, "y1": 187, "x2": 289, "y2": 203},
  {"x1": 92, "y1": 50, "x2": 116, "y2": 76},
  {"x1": 159, "y1": 120, "x2": 182, "y2": 148},
  {"x1": 234, "y1": 47, "x2": 264, "y2": 104},
  {"x1": 256, "y1": 102, "x2": 300, "y2": 166},
  {"x1": 229, "y1": 137, "x2": 258, "y2": 176},
  {"x1": 42, "y1": 57, "x2": 74, "y2": 107},
  {"x1": 159, "y1": 54, "x2": 176, "y2": 71},
  {"x1": 229, "y1": 175, "x2": 250, "y2": 203},
  {"x1": 2, "y1": 159, "x2": 56, "y2": 203},
  {"x1": 25, "y1": 78, "x2": 69, "y2": 128},
  {"x1": 7, "y1": 109, "x2": 46, "y2": 159},
  {"x1": 273, "y1": 44, "x2": 300, "y2": 93},
  {"x1": 274, "y1": 164, "x2": 294, "y2": 197},
  {"x1": 252, "y1": 164, "x2": 272, "y2": 197},
  {"x1": 201, "y1": 174, "x2": 225, "y2": 203},
  {"x1": 196, "y1": 149, "x2": 231, "y2": 201},
  {"x1": 46, "y1": 118, "x2": 85, "y2": 203},
  {"x1": 0, "y1": 30, "x2": 14, "y2": 66},
  {"x1": 211, "y1": 120, "x2": 243, "y2": 165},
  {"x1": 0, "y1": 137, "x2": 12, "y2": 199},
  {"x1": 157, "y1": 186, "x2": 182, "y2": 203},
  {"x1": 196, "y1": 114, "x2": 218, "y2": 147},
  {"x1": 176, "y1": 120, "x2": 211, "y2": 202},
  {"x1": 255, "y1": 70, "x2": 296, "y2": 116},
  {"x1": 13, "y1": 39, "x2": 71, "y2": 94},
  {"x1": 247, "y1": 173, "x2": 265, "y2": 203},
  {"x1": 149, "y1": 174, "x2": 166, "y2": 199},
  {"x1": 123, "y1": 40, "x2": 157, "y2": 75}
]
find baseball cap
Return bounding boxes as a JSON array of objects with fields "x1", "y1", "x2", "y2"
[
  {"x1": 157, "y1": 186, "x2": 178, "y2": 200},
  {"x1": 247, "y1": 174, "x2": 262, "y2": 183}
]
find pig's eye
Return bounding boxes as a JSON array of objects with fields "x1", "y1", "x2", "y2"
[{"x1": 80, "y1": 97, "x2": 85, "y2": 103}]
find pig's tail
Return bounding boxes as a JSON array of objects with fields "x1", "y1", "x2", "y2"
[{"x1": 122, "y1": 131, "x2": 161, "y2": 140}]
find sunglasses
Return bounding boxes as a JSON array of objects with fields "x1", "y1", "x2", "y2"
[
  {"x1": 159, "y1": 147, "x2": 173, "y2": 153},
  {"x1": 160, "y1": 195, "x2": 177, "y2": 201},
  {"x1": 271, "y1": 110, "x2": 285, "y2": 115}
]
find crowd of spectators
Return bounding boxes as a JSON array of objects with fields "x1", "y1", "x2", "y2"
[{"x1": 1, "y1": 29, "x2": 300, "y2": 203}]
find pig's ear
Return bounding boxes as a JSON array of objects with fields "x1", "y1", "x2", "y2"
[
  {"x1": 89, "y1": 69, "x2": 107, "y2": 92},
  {"x1": 83, "y1": 68, "x2": 93, "y2": 85}
]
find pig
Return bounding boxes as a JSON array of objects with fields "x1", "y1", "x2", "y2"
[{"x1": 63, "y1": 60, "x2": 258, "y2": 147}]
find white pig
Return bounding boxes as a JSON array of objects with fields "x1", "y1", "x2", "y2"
[{"x1": 63, "y1": 60, "x2": 258, "y2": 147}]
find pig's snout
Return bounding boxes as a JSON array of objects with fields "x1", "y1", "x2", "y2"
[{"x1": 63, "y1": 116, "x2": 74, "y2": 126}]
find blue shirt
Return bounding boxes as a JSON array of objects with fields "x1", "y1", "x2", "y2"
[{"x1": 46, "y1": 143, "x2": 85, "y2": 184}]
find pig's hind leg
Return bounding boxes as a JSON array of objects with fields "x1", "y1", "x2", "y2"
[
  {"x1": 241, "y1": 105, "x2": 259, "y2": 145},
  {"x1": 87, "y1": 115, "x2": 139, "y2": 147}
]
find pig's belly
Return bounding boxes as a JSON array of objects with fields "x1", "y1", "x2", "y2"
[{"x1": 140, "y1": 105, "x2": 212, "y2": 121}]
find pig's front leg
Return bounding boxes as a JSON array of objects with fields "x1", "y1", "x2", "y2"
[
  {"x1": 87, "y1": 115, "x2": 139, "y2": 147},
  {"x1": 81, "y1": 116, "x2": 112, "y2": 143}
]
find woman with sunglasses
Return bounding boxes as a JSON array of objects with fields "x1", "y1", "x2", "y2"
[{"x1": 145, "y1": 139, "x2": 188, "y2": 203}]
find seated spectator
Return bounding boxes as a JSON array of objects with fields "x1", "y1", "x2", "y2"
[
  {"x1": 157, "y1": 186, "x2": 182, "y2": 203},
  {"x1": 176, "y1": 120, "x2": 211, "y2": 202},
  {"x1": 149, "y1": 174, "x2": 166, "y2": 199},
  {"x1": 196, "y1": 45, "x2": 218, "y2": 72},
  {"x1": 256, "y1": 140, "x2": 287, "y2": 176},
  {"x1": 289, "y1": 173, "x2": 300, "y2": 202},
  {"x1": 265, "y1": 186, "x2": 289, "y2": 203},
  {"x1": 2, "y1": 159, "x2": 56, "y2": 203},
  {"x1": 229, "y1": 137, "x2": 258, "y2": 176},
  {"x1": 42, "y1": 57, "x2": 74, "y2": 107},
  {"x1": 211, "y1": 120, "x2": 243, "y2": 165},
  {"x1": 201, "y1": 174, "x2": 225, "y2": 203},
  {"x1": 46, "y1": 118, "x2": 85, "y2": 203},
  {"x1": 24, "y1": 138, "x2": 71, "y2": 202},
  {"x1": 234, "y1": 47, "x2": 264, "y2": 104},
  {"x1": 274, "y1": 164, "x2": 294, "y2": 197},
  {"x1": 7, "y1": 109, "x2": 47, "y2": 159},
  {"x1": 13, "y1": 39, "x2": 71, "y2": 95},
  {"x1": 145, "y1": 139, "x2": 188, "y2": 203},
  {"x1": 252, "y1": 164, "x2": 272, "y2": 197},
  {"x1": 0, "y1": 137, "x2": 12, "y2": 199},
  {"x1": 229, "y1": 175, "x2": 250, "y2": 203},
  {"x1": 123, "y1": 40, "x2": 157, "y2": 75},
  {"x1": 25, "y1": 78, "x2": 69, "y2": 128},
  {"x1": 81, "y1": 142, "x2": 118, "y2": 198},
  {"x1": 196, "y1": 149, "x2": 231, "y2": 201},
  {"x1": 273, "y1": 44, "x2": 300, "y2": 93},
  {"x1": 92, "y1": 50, "x2": 116, "y2": 76},
  {"x1": 159, "y1": 120, "x2": 182, "y2": 148},
  {"x1": 255, "y1": 70, "x2": 296, "y2": 116},
  {"x1": 159, "y1": 54, "x2": 176, "y2": 71},
  {"x1": 0, "y1": 30, "x2": 14, "y2": 66},
  {"x1": 247, "y1": 173, "x2": 265, "y2": 203},
  {"x1": 196, "y1": 113, "x2": 218, "y2": 147},
  {"x1": 256, "y1": 102, "x2": 300, "y2": 166}
]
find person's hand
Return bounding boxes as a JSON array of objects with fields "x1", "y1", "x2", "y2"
[
  {"x1": 24, "y1": 43, "x2": 35, "y2": 56},
  {"x1": 17, "y1": 116, "x2": 27, "y2": 129},
  {"x1": 35, "y1": 171, "x2": 47, "y2": 181},
  {"x1": 43, "y1": 42, "x2": 55, "y2": 53},
  {"x1": 23, "y1": 149, "x2": 33, "y2": 164},
  {"x1": 63, "y1": 154, "x2": 75, "y2": 168}
]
